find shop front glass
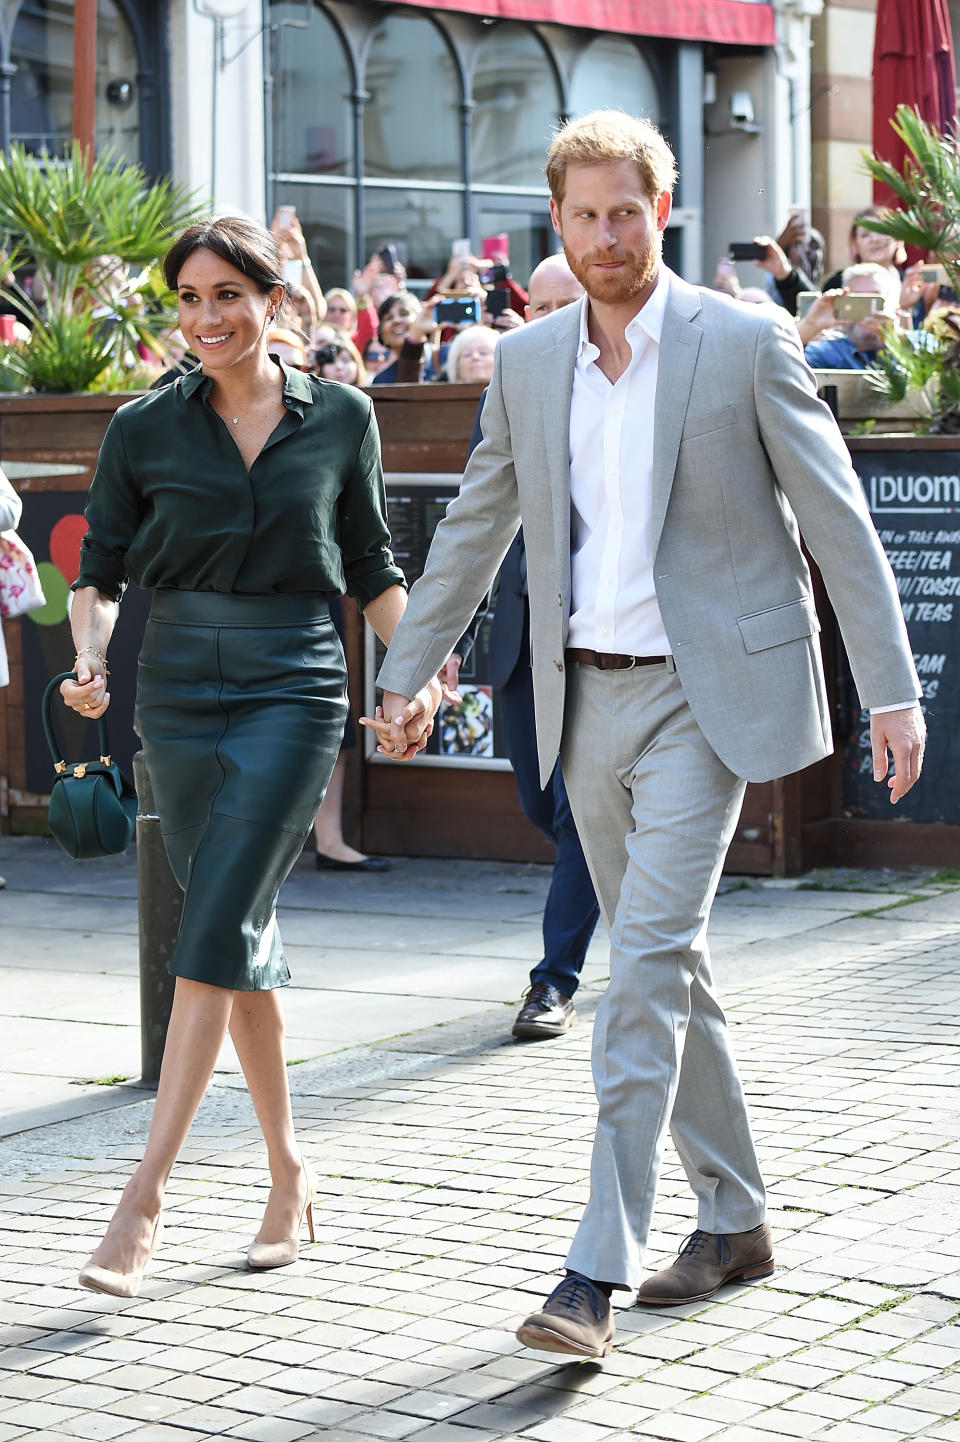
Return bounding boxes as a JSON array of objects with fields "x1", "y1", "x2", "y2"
[
  {"x1": 10, "y1": 0, "x2": 140, "y2": 162},
  {"x1": 271, "y1": 2, "x2": 352, "y2": 177},
  {"x1": 470, "y1": 23, "x2": 561, "y2": 189},
  {"x1": 363, "y1": 13, "x2": 461, "y2": 184}
]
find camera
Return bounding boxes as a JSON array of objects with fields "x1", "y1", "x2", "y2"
[
  {"x1": 728, "y1": 242, "x2": 767, "y2": 262},
  {"x1": 436, "y1": 295, "x2": 481, "y2": 325},
  {"x1": 833, "y1": 293, "x2": 883, "y2": 321},
  {"x1": 920, "y1": 264, "x2": 949, "y2": 286}
]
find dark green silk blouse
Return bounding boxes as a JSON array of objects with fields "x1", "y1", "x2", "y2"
[{"x1": 75, "y1": 359, "x2": 405, "y2": 609}]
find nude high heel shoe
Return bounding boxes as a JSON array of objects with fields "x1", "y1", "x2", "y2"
[
  {"x1": 247, "y1": 1162, "x2": 316, "y2": 1270},
  {"x1": 78, "y1": 1215, "x2": 162, "y2": 1299}
]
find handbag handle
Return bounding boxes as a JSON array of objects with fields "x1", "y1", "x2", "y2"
[{"x1": 42, "y1": 671, "x2": 113, "y2": 772}]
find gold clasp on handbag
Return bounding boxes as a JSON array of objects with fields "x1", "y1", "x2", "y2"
[
  {"x1": 100, "y1": 755, "x2": 111, "y2": 766},
  {"x1": 73, "y1": 763, "x2": 87, "y2": 779},
  {"x1": 54, "y1": 760, "x2": 67, "y2": 774}
]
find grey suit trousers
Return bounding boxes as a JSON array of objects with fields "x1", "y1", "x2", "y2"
[{"x1": 560, "y1": 660, "x2": 767, "y2": 1291}]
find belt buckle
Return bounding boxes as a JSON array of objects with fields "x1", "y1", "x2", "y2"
[{"x1": 623, "y1": 655, "x2": 637, "y2": 671}]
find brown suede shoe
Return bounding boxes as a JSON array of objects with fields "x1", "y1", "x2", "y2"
[
  {"x1": 516, "y1": 1273, "x2": 614, "y2": 1357},
  {"x1": 635, "y1": 1223, "x2": 774, "y2": 1306},
  {"x1": 512, "y1": 981, "x2": 575, "y2": 1039}
]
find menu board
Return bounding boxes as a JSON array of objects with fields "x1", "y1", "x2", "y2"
[
  {"x1": 365, "y1": 473, "x2": 511, "y2": 769},
  {"x1": 843, "y1": 451, "x2": 960, "y2": 823}
]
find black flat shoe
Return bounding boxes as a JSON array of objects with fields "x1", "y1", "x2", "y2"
[{"x1": 315, "y1": 852, "x2": 391, "y2": 872}]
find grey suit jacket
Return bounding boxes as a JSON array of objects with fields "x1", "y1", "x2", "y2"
[{"x1": 378, "y1": 270, "x2": 919, "y2": 786}]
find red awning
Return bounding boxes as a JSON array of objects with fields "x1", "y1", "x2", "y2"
[{"x1": 397, "y1": 0, "x2": 777, "y2": 45}]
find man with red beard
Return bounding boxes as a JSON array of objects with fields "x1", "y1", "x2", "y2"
[{"x1": 365, "y1": 111, "x2": 923, "y2": 1356}]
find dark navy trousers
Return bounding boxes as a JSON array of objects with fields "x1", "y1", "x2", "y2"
[{"x1": 500, "y1": 629, "x2": 600, "y2": 998}]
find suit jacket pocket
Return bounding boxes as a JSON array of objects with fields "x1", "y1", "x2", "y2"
[
  {"x1": 681, "y1": 404, "x2": 738, "y2": 442},
  {"x1": 737, "y1": 596, "x2": 820, "y2": 654}
]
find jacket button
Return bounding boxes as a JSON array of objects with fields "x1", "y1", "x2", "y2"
[{"x1": 557, "y1": 592, "x2": 562, "y2": 605}]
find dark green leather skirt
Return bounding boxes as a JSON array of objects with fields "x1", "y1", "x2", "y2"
[{"x1": 136, "y1": 590, "x2": 347, "y2": 991}]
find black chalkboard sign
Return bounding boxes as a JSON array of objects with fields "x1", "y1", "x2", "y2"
[
  {"x1": 365, "y1": 472, "x2": 510, "y2": 769},
  {"x1": 844, "y1": 449, "x2": 959, "y2": 823}
]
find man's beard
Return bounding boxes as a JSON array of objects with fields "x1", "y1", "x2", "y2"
[{"x1": 563, "y1": 233, "x2": 661, "y2": 304}]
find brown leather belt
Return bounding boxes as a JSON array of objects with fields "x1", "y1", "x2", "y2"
[{"x1": 565, "y1": 648, "x2": 668, "y2": 671}]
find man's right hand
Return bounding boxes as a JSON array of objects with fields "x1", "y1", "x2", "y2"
[{"x1": 360, "y1": 679, "x2": 442, "y2": 760}]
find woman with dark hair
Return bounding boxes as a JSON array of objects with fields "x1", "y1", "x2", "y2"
[
  {"x1": 371, "y1": 291, "x2": 437, "y2": 383},
  {"x1": 61, "y1": 214, "x2": 437, "y2": 1298}
]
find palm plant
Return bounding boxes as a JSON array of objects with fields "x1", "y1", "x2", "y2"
[
  {"x1": 860, "y1": 106, "x2": 960, "y2": 432},
  {"x1": 0, "y1": 142, "x2": 203, "y2": 392}
]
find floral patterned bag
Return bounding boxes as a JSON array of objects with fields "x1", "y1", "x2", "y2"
[{"x1": 0, "y1": 530, "x2": 46, "y2": 618}]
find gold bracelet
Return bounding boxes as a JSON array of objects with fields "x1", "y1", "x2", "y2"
[{"x1": 75, "y1": 645, "x2": 109, "y2": 674}]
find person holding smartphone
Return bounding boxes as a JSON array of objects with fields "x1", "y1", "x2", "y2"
[
  {"x1": 802, "y1": 263, "x2": 902, "y2": 368},
  {"x1": 270, "y1": 204, "x2": 327, "y2": 331}
]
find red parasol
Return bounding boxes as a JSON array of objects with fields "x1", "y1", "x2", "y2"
[{"x1": 872, "y1": 0, "x2": 957, "y2": 207}]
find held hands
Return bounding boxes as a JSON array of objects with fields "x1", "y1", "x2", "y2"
[
  {"x1": 61, "y1": 654, "x2": 110, "y2": 719},
  {"x1": 360, "y1": 677, "x2": 443, "y2": 760},
  {"x1": 870, "y1": 704, "x2": 926, "y2": 804}
]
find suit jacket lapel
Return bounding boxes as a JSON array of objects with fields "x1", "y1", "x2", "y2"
[
  {"x1": 652, "y1": 277, "x2": 702, "y2": 553},
  {"x1": 536, "y1": 304, "x2": 579, "y2": 588}
]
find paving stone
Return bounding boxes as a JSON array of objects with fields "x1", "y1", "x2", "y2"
[{"x1": 2, "y1": 861, "x2": 960, "y2": 1442}]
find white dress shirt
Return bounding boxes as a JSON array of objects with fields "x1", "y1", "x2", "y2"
[{"x1": 567, "y1": 268, "x2": 671, "y2": 657}]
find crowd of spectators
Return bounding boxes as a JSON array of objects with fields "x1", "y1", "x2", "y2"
[
  {"x1": 256, "y1": 198, "x2": 958, "y2": 395},
  {"x1": 250, "y1": 207, "x2": 534, "y2": 392},
  {"x1": 711, "y1": 204, "x2": 959, "y2": 374}
]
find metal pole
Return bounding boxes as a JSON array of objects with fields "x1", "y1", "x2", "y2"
[{"x1": 133, "y1": 751, "x2": 179, "y2": 1089}]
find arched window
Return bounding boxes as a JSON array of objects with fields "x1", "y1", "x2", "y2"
[
  {"x1": 271, "y1": 3, "x2": 352, "y2": 177},
  {"x1": 569, "y1": 36, "x2": 661, "y2": 123},
  {"x1": 471, "y1": 24, "x2": 560, "y2": 189},
  {"x1": 363, "y1": 13, "x2": 460, "y2": 183},
  {"x1": 10, "y1": 0, "x2": 141, "y2": 162}
]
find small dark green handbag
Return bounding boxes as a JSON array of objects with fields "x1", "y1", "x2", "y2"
[{"x1": 42, "y1": 671, "x2": 137, "y2": 859}]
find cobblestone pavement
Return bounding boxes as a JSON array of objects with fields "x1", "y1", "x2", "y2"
[{"x1": 1, "y1": 879, "x2": 959, "y2": 1440}]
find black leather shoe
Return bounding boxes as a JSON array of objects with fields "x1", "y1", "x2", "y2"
[
  {"x1": 516, "y1": 1273, "x2": 614, "y2": 1357},
  {"x1": 315, "y1": 852, "x2": 391, "y2": 872},
  {"x1": 512, "y1": 981, "x2": 575, "y2": 1039}
]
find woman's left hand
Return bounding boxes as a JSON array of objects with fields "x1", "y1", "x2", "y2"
[{"x1": 61, "y1": 662, "x2": 110, "y2": 718}]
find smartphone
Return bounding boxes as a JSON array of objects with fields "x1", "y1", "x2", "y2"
[
  {"x1": 282, "y1": 258, "x2": 303, "y2": 287},
  {"x1": 482, "y1": 233, "x2": 509, "y2": 263},
  {"x1": 486, "y1": 288, "x2": 511, "y2": 319},
  {"x1": 273, "y1": 204, "x2": 296, "y2": 230},
  {"x1": 436, "y1": 296, "x2": 481, "y2": 325},
  {"x1": 378, "y1": 242, "x2": 399, "y2": 275},
  {"x1": 921, "y1": 264, "x2": 949, "y2": 286},
  {"x1": 451, "y1": 238, "x2": 471, "y2": 259},
  {"x1": 796, "y1": 291, "x2": 819, "y2": 320},
  {"x1": 834, "y1": 293, "x2": 883, "y2": 321},
  {"x1": 715, "y1": 258, "x2": 736, "y2": 278},
  {"x1": 729, "y1": 242, "x2": 767, "y2": 262}
]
